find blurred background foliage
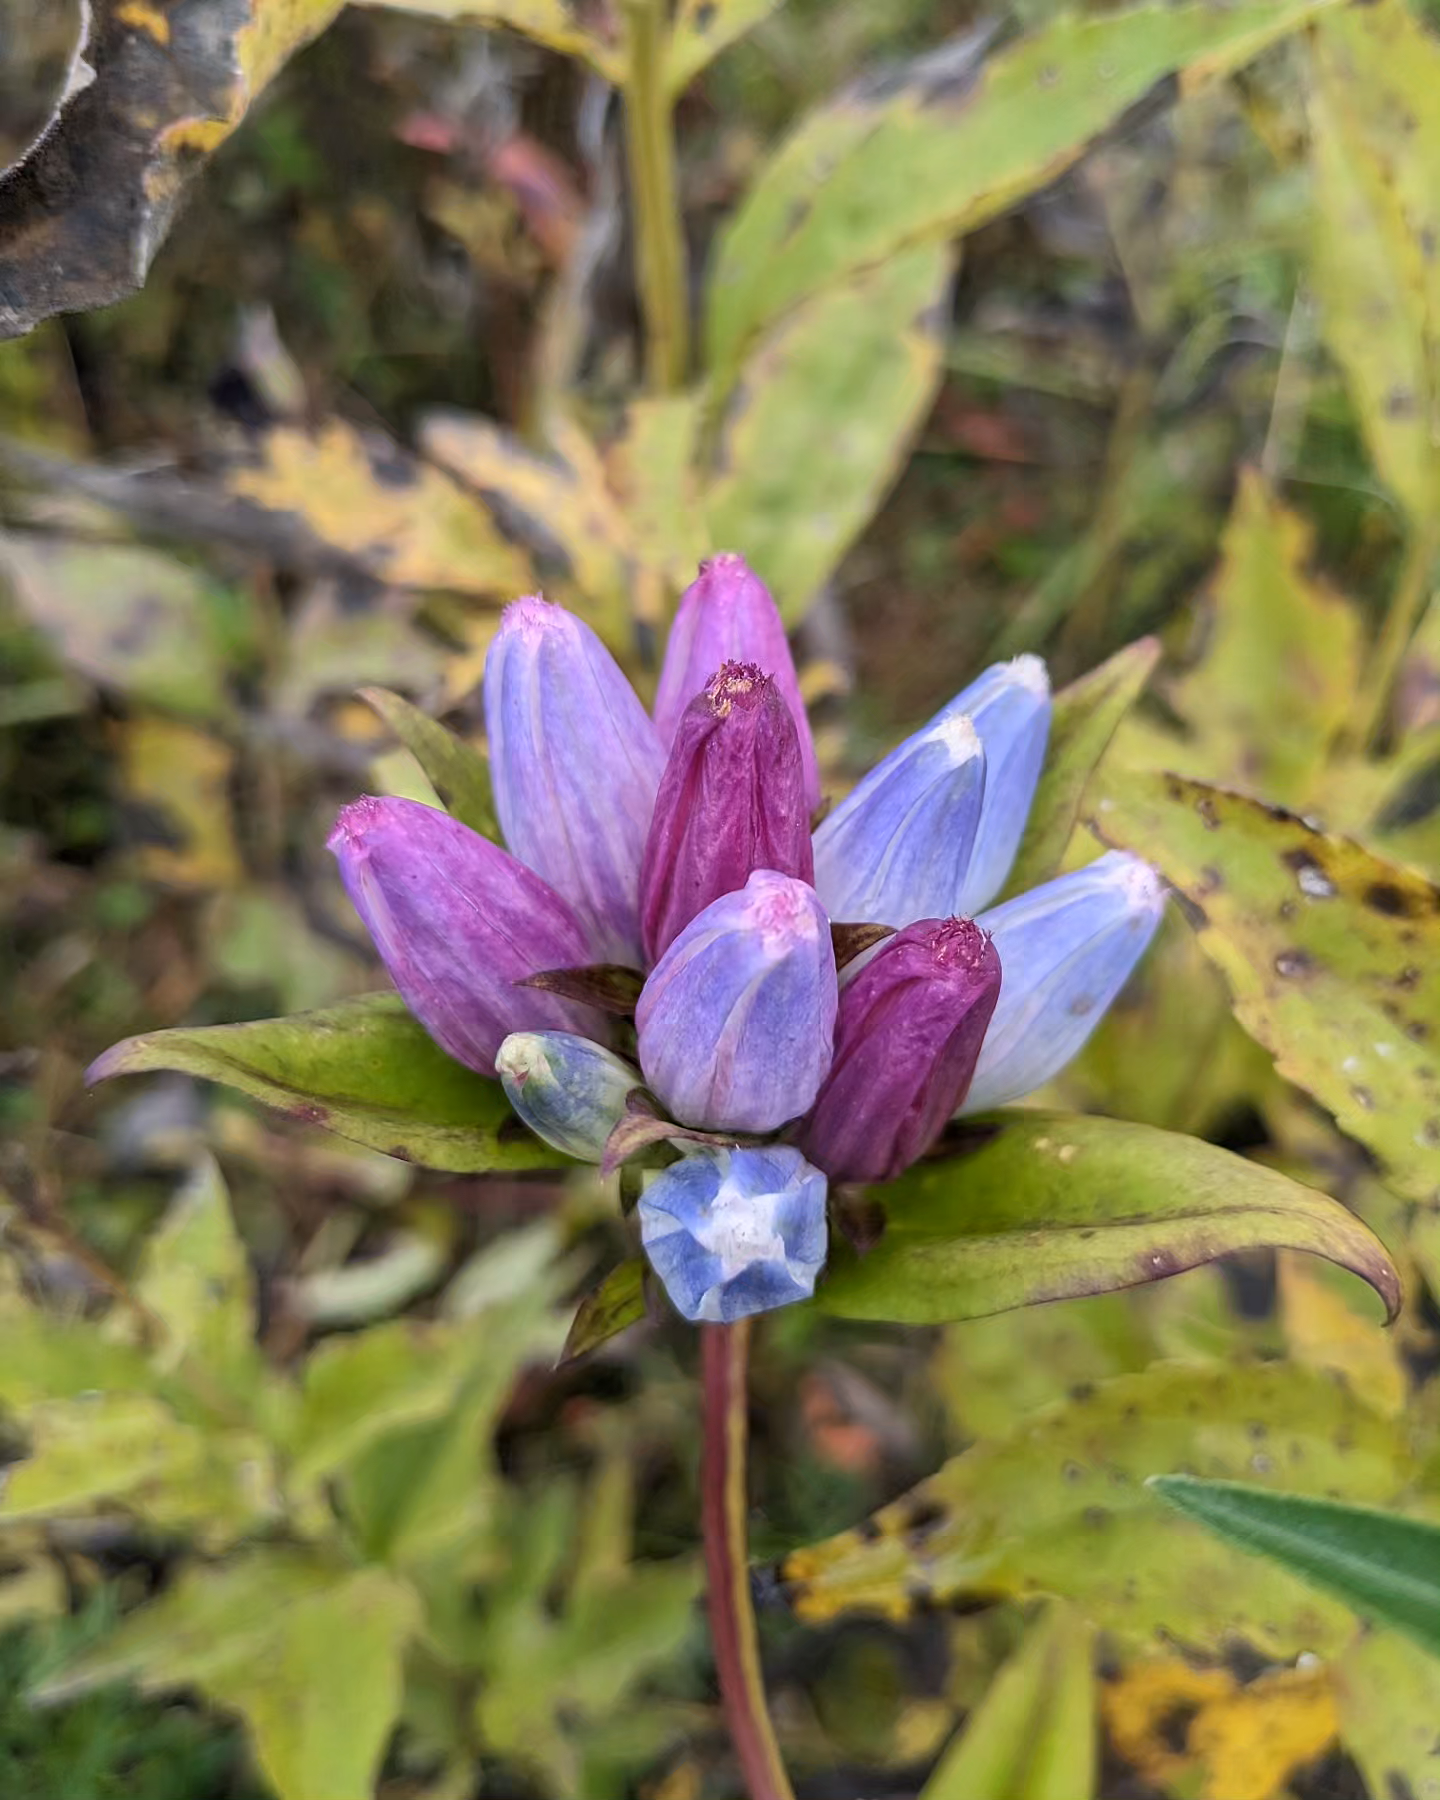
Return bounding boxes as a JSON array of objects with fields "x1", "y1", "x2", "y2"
[{"x1": 1, "y1": 0, "x2": 1439, "y2": 1796}]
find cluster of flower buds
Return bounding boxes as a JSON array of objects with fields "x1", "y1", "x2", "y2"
[{"x1": 330, "y1": 553, "x2": 1165, "y2": 1325}]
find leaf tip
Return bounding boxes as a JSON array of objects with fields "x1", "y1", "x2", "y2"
[{"x1": 84, "y1": 1038, "x2": 142, "y2": 1086}]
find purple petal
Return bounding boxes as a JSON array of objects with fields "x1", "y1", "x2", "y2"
[
  {"x1": 328, "y1": 796, "x2": 604, "y2": 1076},
  {"x1": 636, "y1": 869, "x2": 837, "y2": 1132},
  {"x1": 800, "y1": 916, "x2": 1002, "y2": 1184},
  {"x1": 484, "y1": 597, "x2": 665, "y2": 964},
  {"x1": 961, "y1": 851, "x2": 1165, "y2": 1113},
  {"x1": 655, "y1": 554, "x2": 820, "y2": 810},
  {"x1": 640, "y1": 661, "x2": 814, "y2": 961}
]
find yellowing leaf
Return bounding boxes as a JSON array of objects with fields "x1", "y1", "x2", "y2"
[
  {"x1": 1278, "y1": 1250, "x2": 1406, "y2": 1419},
  {"x1": 116, "y1": 718, "x2": 242, "y2": 891},
  {"x1": 709, "y1": 0, "x2": 1341, "y2": 375},
  {"x1": 707, "y1": 242, "x2": 952, "y2": 622},
  {"x1": 1104, "y1": 1658, "x2": 1338, "y2": 1800},
  {"x1": 921, "y1": 1605, "x2": 1095, "y2": 1800},
  {"x1": 1166, "y1": 470, "x2": 1363, "y2": 805},
  {"x1": 1336, "y1": 1630, "x2": 1440, "y2": 1800},
  {"x1": 606, "y1": 392, "x2": 710, "y2": 592},
  {"x1": 229, "y1": 422, "x2": 534, "y2": 597},
  {"x1": 418, "y1": 410, "x2": 637, "y2": 638},
  {"x1": 779, "y1": 1362, "x2": 1416, "y2": 1657},
  {"x1": 667, "y1": 0, "x2": 780, "y2": 95},
  {"x1": 1308, "y1": 3, "x2": 1440, "y2": 522},
  {"x1": 1089, "y1": 771, "x2": 1440, "y2": 1204}
]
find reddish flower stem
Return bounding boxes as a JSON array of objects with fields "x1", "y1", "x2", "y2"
[{"x1": 700, "y1": 1321, "x2": 795, "y2": 1800}]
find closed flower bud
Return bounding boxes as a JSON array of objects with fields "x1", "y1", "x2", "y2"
[
  {"x1": 812, "y1": 710, "x2": 986, "y2": 930},
  {"x1": 639, "y1": 1145, "x2": 828, "y2": 1323},
  {"x1": 952, "y1": 655, "x2": 1051, "y2": 913},
  {"x1": 484, "y1": 596, "x2": 665, "y2": 964},
  {"x1": 654, "y1": 554, "x2": 820, "y2": 810},
  {"x1": 328, "y1": 797, "x2": 603, "y2": 1077},
  {"x1": 637, "y1": 869, "x2": 837, "y2": 1132},
  {"x1": 800, "y1": 916, "x2": 1002, "y2": 1184},
  {"x1": 496, "y1": 1031, "x2": 640, "y2": 1162},
  {"x1": 640, "y1": 661, "x2": 814, "y2": 961},
  {"x1": 962, "y1": 852, "x2": 1165, "y2": 1114}
]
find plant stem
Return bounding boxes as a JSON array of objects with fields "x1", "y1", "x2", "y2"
[
  {"x1": 621, "y1": 0, "x2": 689, "y2": 393},
  {"x1": 1347, "y1": 522, "x2": 1438, "y2": 753},
  {"x1": 700, "y1": 1321, "x2": 795, "y2": 1800}
]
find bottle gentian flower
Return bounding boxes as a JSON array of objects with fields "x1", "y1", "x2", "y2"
[{"x1": 319, "y1": 553, "x2": 1162, "y2": 1328}]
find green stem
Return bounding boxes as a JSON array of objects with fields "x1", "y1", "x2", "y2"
[
  {"x1": 1347, "y1": 522, "x2": 1438, "y2": 754},
  {"x1": 700, "y1": 1321, "x2": 795, "y2": 1800},
  {"x1": 621, "y1": 0, "x2": 689, "y2": 393}
]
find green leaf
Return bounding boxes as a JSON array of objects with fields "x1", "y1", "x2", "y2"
[
  {"x1": 204, "y1": 1568, "x2": 418, "y2": 1800},
  {"x1": 706, "y1": 242, "x2": 952, "y2": 622},
  {"x1": 667, "y1": 0, "x2": 781, "y2": 95},
  {"x1": 1308, "y1": 4, "x2": 1440, "y2": 522},
  {"x1": 358, "y1": 686, "x2": 499, "y2": 839},
  {"x1": 1002, "y1": 637, "x2": 1160, "y2": 900},
  {"x1": 708, "y1": 0, "x2": 1340, "y2": 376},
  {"x1": 87, "y1": 993, "x2": 565, "y2": 1173},
  {"x1": 1087, "y1": 771, "x2": 1440, "y2": 1203},
  {"x1": 779, "y1": 1361, "x2": 1419, "y2": 1657},
  {"x1": 134, "y1": 1154, "x2": 262, "y2": 1404},
  {"x1": 1163, "y1": 470, "x2": 1363, "y2": 805},
  {"x1": 1149, "y1": 1478, "x2": 1440, "y2": 1659},
  {"x1": 816, "y1": 1110, "x2": 1399, "y2": 1325},
  {"x1": 1336, "y1": 1630, "x2": 1440, "y2": 1800},
  {"x1": 921, "y1": 1605, "x2": 1095, "y2": 1800},
  {"x1": 0, "y1": 538, "x2": 230, "y2": 719},
  {"x1": 561, "y1": 1259, "x2": 648, "y2": 1364},
  {"x1": 42, "y1": 1553, "x2": 419, "y2": 1800}
]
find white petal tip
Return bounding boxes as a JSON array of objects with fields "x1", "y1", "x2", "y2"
[
  {"x1": 929, "y1": 711, "x2": 984, "y2": 766},
  {"x1": 1006, "y1": 653, "x2": 1051, "y2": 697}
]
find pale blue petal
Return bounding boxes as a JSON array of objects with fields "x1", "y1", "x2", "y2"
[
  {"x1": 961, "y1": 851, "x2": 1165, "y2": 1113},
  {"x1": 952, "y1": 655, "x2": 1051, "y2": 913}
]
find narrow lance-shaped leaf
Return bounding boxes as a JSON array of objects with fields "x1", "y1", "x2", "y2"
[
  {"x1": 706, "y1": 242, "x2": 952, "y2": 622},
  {"x1": 816, "y1": 1109, "x2": 1399, "y2": 1325},
  {"x1": 88, "y1": 993, "x2": 567, "y2": 1174},
  {"x1": 921, "y1": 1605, "x2": 1096, "y2": 1800},
  {"x1": 1149, "y1": 1477, "x2": 1440, "y2": 1660},
  {"x1": 358, "y1": 687, "x2": 499, "y2": 840},
  {"x1": 778, "y1": 1362, "x2": 1420, "y2": 1658},
  {"x1": 1088, "y1": 771, "x2": 1440, "y2": 1203},
  {"x1": 708, "y1": 0, "x2": 1343, "y2": 377},
  {"x1": 1001, "y1": 636, "x2": 1160, "y2": 900}
]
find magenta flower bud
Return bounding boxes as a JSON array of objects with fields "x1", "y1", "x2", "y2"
[
  {"x1": 636, "y1": 869, "x2": 837, "y2": 1132},
  {"x1": 639, "y1": 661, "x2": 815, "y2": 962},
  {"x1": 484, "y1": 597, "x2": 665, "y2": 964},
  {"x1": 328, "y1": 796, "x2": 604, "y2": 1077},
  {"x1": 800, "y1": 917, "x2": 1001, "y2": 1185},
  {"x1": 654, "y1": 553, "x2": 820, "y2": 811}
]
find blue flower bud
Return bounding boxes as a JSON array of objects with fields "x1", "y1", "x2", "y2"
[
  {"x1": 953, "y1": 655, "x2": 1052, "y2": 913},
  {"x1": 638, "y1": 1145, "x2": 828, "y2": 1323},
  {"x1": 495, "y1": 1032, "x2": 641, "y2": 1162},
  {"x1": 636, "y1": 869, "x2": 837, "y2": 1132},
  {"x1": 484, "y1": 596, "x2": 666, "y2": 964},
  {"x1": 961, "y1": 851, "x2": 1165, "y2": 1113}
]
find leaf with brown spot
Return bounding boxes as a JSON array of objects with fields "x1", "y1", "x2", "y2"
[
  {"x1": 666, "y1": 0, "x2": 781, "y2": 96},
  {"x1": 560, "y1": 1260, "x2": 648, "y2": 1364},
  {"x1": 1089, "y1": 771, "x2": 1440, "y2": 1203},
  {"x1": 228, "y1": 422, "x2": 534, "y2": 599},
  {"x1": 1002, "y1": 636, "x2": 1160, "y2": 900},
  {"x1": 778, "y1": 1361, "x2": 1420, "y2": 1657},
  {"x1": 816, "y1": 1109, "x2": 1399, "y2": 1326}
]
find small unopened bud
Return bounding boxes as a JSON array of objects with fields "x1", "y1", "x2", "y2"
[
  {"x1": 496, "y1": 1031, "x2": 641, "y2": 1162},
  {"x1": 637, "y1": 869, "x2": 837, "y2": 1133},
  {"x1": 639, "y1": 1145, "x2": 828, "y2": 1323},
  {"x1": 800, "y1": 916, "x2": 1001, "y2": 1184},
  {"x1": 640, "y1": 661, "x2": 814, "y2": 961}
]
